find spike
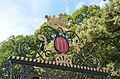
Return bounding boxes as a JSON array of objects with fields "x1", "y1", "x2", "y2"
[
  {"x1": 29, "y1": 58, "x2": 33, "y2": 62},
  {"x1": 21, "y1": 57, "x2": 24, "y2": 60},
  {"x1": 53, "y1": 61, "x2": 55, "y2": 65},
  {"x1": 25, "y1": 58, "x2": 28, "y2": 61},
  {"x1": 77, "y1": 65, "x2": 80, "y2": 68},
  {"x1": 16, "y1": 56, "x2": 20, "y2": 60},
  {"x1": 12, "y1": 56, "x2": 16, "y2": 59}
]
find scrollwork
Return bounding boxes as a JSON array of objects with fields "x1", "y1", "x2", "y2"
[
  {"x1": 18, "y1": 25, "x2": 100, "y2": 66},
  {"x1": 18, "y1": 33, "x2": 55, "y2": 61}
]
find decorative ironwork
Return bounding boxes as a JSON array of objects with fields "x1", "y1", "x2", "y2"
[
  {"x1": 54, "y1": 36, "x2": 69, "y2": 54},
  {"x1": 8, "y1": 56, "x2": 107, "y2": 75},
  {"x1": 45, "y1": 14, "x2": 69, "y2": 31},
  {"x1": 56, "y1": 53, "x2": 72, "y2": 64},
  {"x1": 1, "y1": 14, "x2": 113, "y2": 79},
  {"x1": 18, "y1": 25, "x2": 100, "y2": 67},
  {"x1": 18, "y1": 41, "x2": 55, "y2": 61},
  {"x1": 6, "y1": 56, "x2": 110, "y2": 79}
]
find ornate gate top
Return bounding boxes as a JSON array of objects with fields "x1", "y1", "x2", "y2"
[
  {"x1": 1, "y1": 14, "x2": 112, "y2": 79},
  {"x1": 18, "y1": 14, "x2": 100, "y2": 67}
]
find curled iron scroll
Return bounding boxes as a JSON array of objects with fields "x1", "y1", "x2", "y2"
[
  {"x1": 18, "y1": 25, "x2": 100, "y2": 66},
  {"x1": 18, "y1": 41, "x2": 55, "y2": 61}
]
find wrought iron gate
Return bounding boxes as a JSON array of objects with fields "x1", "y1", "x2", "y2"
[
  {"x1": 1, "y1": 14, "x2": 112, "y2": 79},
  {"x1": 2, "y1": 56, "x2": 111, "y2": 79}
]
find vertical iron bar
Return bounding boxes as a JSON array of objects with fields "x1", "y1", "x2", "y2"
[
  {"x1": 20, "y1": 65, "x2": 24, "y2": 79},
  {"x1": 10, "y1": 63, "x2": 12, "y2": 79},
  {"x1": 90, "y1": 75, "x2": 94, "y2": 79},
  {"x1": 98, "y1": 76, "x2": 102, "y2": 79}
]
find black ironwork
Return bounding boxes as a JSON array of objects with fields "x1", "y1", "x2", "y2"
[
  {"x1": 1, "y1": 56, "x2": 111, "y2": 79},
  {"x1": 18, "y1": 26, "x2": 100, "y2": 67},
  {"x1": 1, "y1": 25, "x2": 112, "y2": 79},
  {"x1": 8, "y1": 56, "x2": 109, "y2": 76}
]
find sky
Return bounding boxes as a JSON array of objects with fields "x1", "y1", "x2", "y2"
[{"x1": 0, "y1": 0, "x2": 109, "y2": 42}]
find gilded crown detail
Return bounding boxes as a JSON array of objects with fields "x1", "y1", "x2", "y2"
[{"x1": 45, "y1": 14, "x2": 69, "y2": 31}]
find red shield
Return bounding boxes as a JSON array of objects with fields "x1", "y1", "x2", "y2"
[{"x1": 54, "y1": 36, "x2": 69, "y2": 54}]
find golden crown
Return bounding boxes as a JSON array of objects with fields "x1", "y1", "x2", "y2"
[{"x1": 45, "y1": 14, "x2": 69, "y2": 31}]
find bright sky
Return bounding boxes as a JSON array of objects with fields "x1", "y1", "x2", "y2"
[{"x1": 0, "y1": 0, "x2": 108, "y2": 42}]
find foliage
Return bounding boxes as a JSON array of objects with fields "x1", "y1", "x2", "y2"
[
  {"x1": 0, "y1": 0, "x2": 120, "y2": 78},
  {"x1": 0, "y1": 35, "x2": 34, "y2": 78},
  {"x1": 72, "y1": 5, "x2": 102, "y2": 25},
  {"x1": 76, "y1": 0, "x2": 120, "y2": 78}
]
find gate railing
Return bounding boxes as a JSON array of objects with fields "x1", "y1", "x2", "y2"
[
  {"x1": 8, "y1": 56, "x2": 109, "y2": 76},
  {"x1": 5, "y1": 56, "x2": 111, "y2": 79}
]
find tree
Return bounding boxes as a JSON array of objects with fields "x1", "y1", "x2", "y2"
[
  {"x1": 76, "y1": 0, "x2": 120, "y2": 78},
  {"x1": 0, "y1": 0, "x2": 120, "y2": 78},
  {"x1": 72, "y1": 5, "x2": 102, "y2": 25},
  {"x1": 0, "y1": 35, "x2": 34, "y2": 78}
]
